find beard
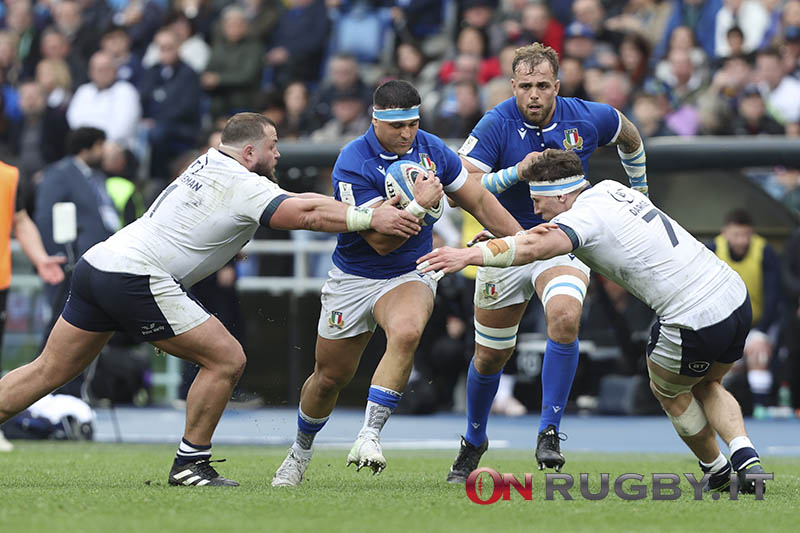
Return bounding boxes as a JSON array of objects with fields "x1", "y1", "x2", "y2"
[{"x1": 253, "y1": 161, "x2": 276, "y2": 182}]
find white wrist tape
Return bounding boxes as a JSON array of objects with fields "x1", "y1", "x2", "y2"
[
  {"x1": 346, "y1": 206, "x2": 374, "y2": 232},
  {"x1": 405, "y1": 199, "x2": 427, "y2": 218},
  {"x1": 477, "y1": 236, "x2": 516, "y2": 267}
]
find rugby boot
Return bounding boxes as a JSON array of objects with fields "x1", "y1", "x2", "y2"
[
  {"x1": 700, "y1": 460, "x2": 732, "y2": 492},
  {"x1": 737, "y1": 461, "x2": 767, "y2": 495},
  {"x1": 346, "y1": 433, "x2": 386, "y2": 474},
  {"x1": 536, "y1": 424, "x2": 566, "y2": 472},
  {"x1": 168, "y1": 458, "x2": 239, "y2": 486},
  {"x1": 272, "y1": 448, "x2": 312, "y2": 487},
  {"x1": 446, "y1": 436, "x2": 488, "y2": 483}
]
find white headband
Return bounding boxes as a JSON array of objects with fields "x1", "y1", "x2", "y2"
[{"x1": 528, "y1": 174, "x2": 587, "y2": 196}]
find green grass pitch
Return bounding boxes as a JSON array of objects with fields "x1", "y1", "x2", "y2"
[{"x1": 0, "y1": 442, "x2": 797, "y2": 533}]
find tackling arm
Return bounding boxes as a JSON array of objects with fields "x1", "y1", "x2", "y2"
[
  {"x1": 268, "y1": 195, "x2": 421, "y2": 238},
  {"x1": 416, "y1": 225, "x2": 572, "y2": 275}
]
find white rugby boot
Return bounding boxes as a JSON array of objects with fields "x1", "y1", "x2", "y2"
[
  {"x1": 272, "y1": 448, "x2": 312, "y2": 487},
  {"x1": 346, "y1": 433, "x2": 386, "y2": 474}
]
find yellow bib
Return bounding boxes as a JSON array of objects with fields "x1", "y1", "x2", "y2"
[{"x1": 714, "y1": 233, "x2": 765, "y2": 323}]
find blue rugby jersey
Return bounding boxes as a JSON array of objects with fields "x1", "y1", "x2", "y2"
[
  {"x1": 331, "y1": 125, "x2": 467, "y2": 279},
  {"x1": 458, "y1": 96, "x2": 620, "y2": 229}
]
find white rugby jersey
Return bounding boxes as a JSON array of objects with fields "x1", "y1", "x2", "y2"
[
  {"x1": 552, "y1": 180, "x2": 747, "y2": 329},
  {"x1": 84, "y1": 148, "x2": 288, "y2": 288}
]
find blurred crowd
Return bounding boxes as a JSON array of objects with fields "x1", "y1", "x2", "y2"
[{"x1": 0, "y1": 0, "x2": 798, "y2": 196}]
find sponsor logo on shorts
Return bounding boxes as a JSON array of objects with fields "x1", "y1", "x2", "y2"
[
  {"x1": 329, "y1": 311, "x2": 345, "y2": 329},
  {"x1": 688, "y1": 361, "x2": 710, "y2": 373},
  {"x1": 483, "y1": 283, "x2": 499, "y2": 299},
  {"x1": 140, "y1": 322, "x2": 166, "y2": 336}
]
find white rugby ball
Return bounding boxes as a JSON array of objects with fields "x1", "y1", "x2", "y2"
[{"x1": 384, "y1": 160, "x2": 442, "y2": 226}]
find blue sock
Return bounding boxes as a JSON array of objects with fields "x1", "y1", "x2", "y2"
[
  {"x1": 465, "y1": 359, "x2": 502, "y2": 447},
  {"x1": 295, "y1": 409, "x2": 329, "y2": 450},
  {"x1": 538, "y1": 338, "x2": 579, "y2": 433}
]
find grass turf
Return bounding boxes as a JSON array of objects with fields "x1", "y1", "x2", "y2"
[{"x1": 0, "y1": 442, "x2": 797, "y2": 533}]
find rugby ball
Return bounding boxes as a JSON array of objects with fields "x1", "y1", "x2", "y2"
[{"x1": 384, "y1": 160, "x2": 443, "y2": 226}]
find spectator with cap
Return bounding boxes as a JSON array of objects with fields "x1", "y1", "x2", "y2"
[{"x1": 563, "y1": 21, "x2": 597, "y2": 64}]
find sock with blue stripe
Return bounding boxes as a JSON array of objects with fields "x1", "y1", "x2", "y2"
[
  {"x1": 359, "y1": 385, "x2": 402, "y2": 438},
  {"x1": 293, "y1": 408, "x2": 329, "y2": 456},
  {"x1": 729, "y1": 436, "x2": 759, "y2": 471},
  {"x1": 465, "y1": 359, "x2": 502, "y2": 447},
  {"x1": 176, "y1": 437, "x2": 211, "y2": 465},
  {"x1": 538, "y1": 338, "x2": 579, "y2": 433}
]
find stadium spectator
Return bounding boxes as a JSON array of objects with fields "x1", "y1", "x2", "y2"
[
  {"x1": 439, "y1": 26, "x2": 501, "y2": 86},
  {"x1": 110, "y1": 0, "x2": 164, "y2": 56},
  {"x1": 202, "y1": 5, "x2": 264, "y2": 120},
  {"x1": 631, "y1": 91, "x2": 677, "y2": 138},
  {"x1": 35, "y1": 57, "x2": 73, "y2": 111},
  {"x1": 729, "y1": 84, "x2": 785, "y2": 135},
  {"x1": 654, "y1": 0, "x2": 723, "y2": 61},
  {"x1": 619, "y1": 32, "x2": 651, "y2": 91},
  {"x1": 509, "y1": 2, "x2": 564, "y2": 57},
  {"x1": 708, "y1": 208, "x2": 781, "y2": 408},
  {"x1": 571, "y1": 0, "x2": 624, "y2": 49},
  {"x1": 265, "y1": 0, "x2": 330, "y2": 88},
  {"x1": 310, "y1": 87, "x2": 370, "y2": 143},
  {"x1": 603, "y1": 0, "x2": 672, "y2": 48},
  {"x1": 99, "y1": 26, "x2": 143, "y2": 88},
  {"x1": 239, "y1": 0, "x2": 283, "y2": 43},
  {"x1": 52, "y1": 0, "x2": 103, "y2": 64},
  {"x1": 431, "y1": 79, "x2": 483, "y2": 140},
  {"x1": 0, "y1": 29, "x2": 22, "y2": 89},
  {"x1": 141, "y1": 11, "x2": 210, "y2": 74},
  {"x1": 0, "y1": 158, "x2": 66, "y2": 452},
  {"x1": 754, "y1": 47, "x2": 800, "y2": 128},
  {"x1": 714, "y1": 0, "x2": 769, "y2": 58},
  {"x1": 557, "y1": 55, "x2": 589, "y2": 100},
  {"x1": 173, "y1": 0, "x2": 218, "y2": 43},
  {"x1": 696, "y1": 53, "x2": 752, "y2": 134},
  {"x1": 140, "y1": 28, "x2": 202, "y2": 181},
  {"x1": 386, "y1": 41, "x2": 440, "y2": 104},
  {"x1": 37, "y1": 28, "x2": 87, "y2": 88},
  {"x1": 4, "y1": 0, "x2": 39, "y2": 77},
  {"x1": 15, "y1": 80, "x2": 69, "y2": 179},
  {"x1": 265, "y1": 81, "x2": 317, "y2": 139},
  {"x1": 597, "y1": 71, "x2": 634, "y2": 115},
  {"x1": 312, "y1": 54, "x2": 373, "y2": 126},
  {"x1": 562, "y1": 22, "x2": 597, "y2": 64},
  {"x1": 67, "y1": 50, "x2": 141, "y2": 145}
]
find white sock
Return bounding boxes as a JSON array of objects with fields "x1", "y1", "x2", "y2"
[
  {"x1": 700, "y1": 452, "x2": 728, "y2": 474},
  {"x1": 291, "y1": 442, "x2": 313, "y2": 458},
  {"x1": 728, "y1": 436, "x2": 755, "y2": 455}
]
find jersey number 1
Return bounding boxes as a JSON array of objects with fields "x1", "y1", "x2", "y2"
[{"x1": 643, "y1": 208, "x2": 679, "y2": 247}]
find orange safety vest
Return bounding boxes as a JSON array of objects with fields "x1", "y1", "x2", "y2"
[{"x1": 0, "y1": 161, "x2": 17, "y2": 290}]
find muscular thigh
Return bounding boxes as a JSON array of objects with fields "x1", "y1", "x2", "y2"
[
  {"x1": 313, "y1": 332, "x2": 373, "y2": 383},
  {"x1": 373, "y1": 279, "x2": 435, "y2": 336},
  {"x1": 152, "y1": 314, "x2": 237, "y2": 368}
]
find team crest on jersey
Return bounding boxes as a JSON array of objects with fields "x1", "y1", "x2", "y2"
[
  {"x1": 483, "y1": 283, "x2": 499, "y2": 299},
  {"x1": 328, "y1": 311, "x2": 344, "y2": 329},
  {"x1": 562, "y1": 128, "x2": 583, "y2": 151},
  {"x1": 418, "y1": 153, "x2": 436, "y2": 173}
]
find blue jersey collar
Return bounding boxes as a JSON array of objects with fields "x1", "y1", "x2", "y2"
[{"x1": 365, "y1": 124, "x2": 416, "y2": 160}]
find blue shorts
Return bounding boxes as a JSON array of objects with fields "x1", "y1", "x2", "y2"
[
  {"x1": 62, "y1": 258, "x2": 210, "y2": 342},
  {"x1": 647, "y1": 294, "x2": 752, "y2": 377}
]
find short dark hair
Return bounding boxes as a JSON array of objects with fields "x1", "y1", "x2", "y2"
[
  {"x1": 521, "y1": 149, "x2": 584, "y2": 183},
  {"x1": 724, "y1": 208, "x2": 754, "y2": 227},
  {"x1": 373, "y1": 80, "x2": 421, "y2": 110},
  {"x1": 66, "y1": 127, "x2": 106, "y2": 155},
  {"x1": 220, "y1": 112, "x2": 276, "y2": 146},
  {"x1": 512, "y1": 42, "x2": 560, "y2": 79}
]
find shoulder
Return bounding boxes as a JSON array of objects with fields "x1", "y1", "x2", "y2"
[
  {"x1": 560, "y1": 97, "x2": 615, "y2": 117},
  {"x1": 336, "y1": 135, "x2": 372, "y2": 173}
]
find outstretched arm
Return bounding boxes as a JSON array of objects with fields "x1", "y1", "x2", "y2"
[
  {"x1": 268, "y1": 194, "x2": 421, "y2": 237},
  {"x1": 417, "y1": 224, "x2": 572, "y2": 275}
]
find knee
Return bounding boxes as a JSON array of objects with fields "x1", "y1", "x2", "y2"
[
  {"x1": 313, "y1": 368, "x2": 352, "y2": 396},
  {"x1": 545, "y1": 303, "x2": 581, "y2": 343},
  {"x1": 474, "y1": 345, "x2": 513, "y2": 374},
  {"x1": 214, "y1": 339, "x2": 246, "y2": 382},
  {"x1": 386, "y1": 323, "x2": 424, "y2": 353}
]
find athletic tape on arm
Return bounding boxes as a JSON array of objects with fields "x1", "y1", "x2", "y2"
[
  {"x1": 618, "y1": 144, "x2": 648, "y2": 195},
  {"x1": 481, "y1": 165, "x2": 520, "y2": 194}
]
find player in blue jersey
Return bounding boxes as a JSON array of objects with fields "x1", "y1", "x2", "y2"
[
  {"x1": 272, "y1": 80, "x2": 522, "y2": 486},
  {"x1": 446, "y1": 43, "x2": 648, "y2": 481}
]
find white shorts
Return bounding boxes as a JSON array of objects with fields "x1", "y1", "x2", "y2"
[
  {"x1": 474, "y1": 254, "x2": 590, "y2": 310},
  {"x1": 317, "y1": 267, "x2": 438, "y2": 340}
]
